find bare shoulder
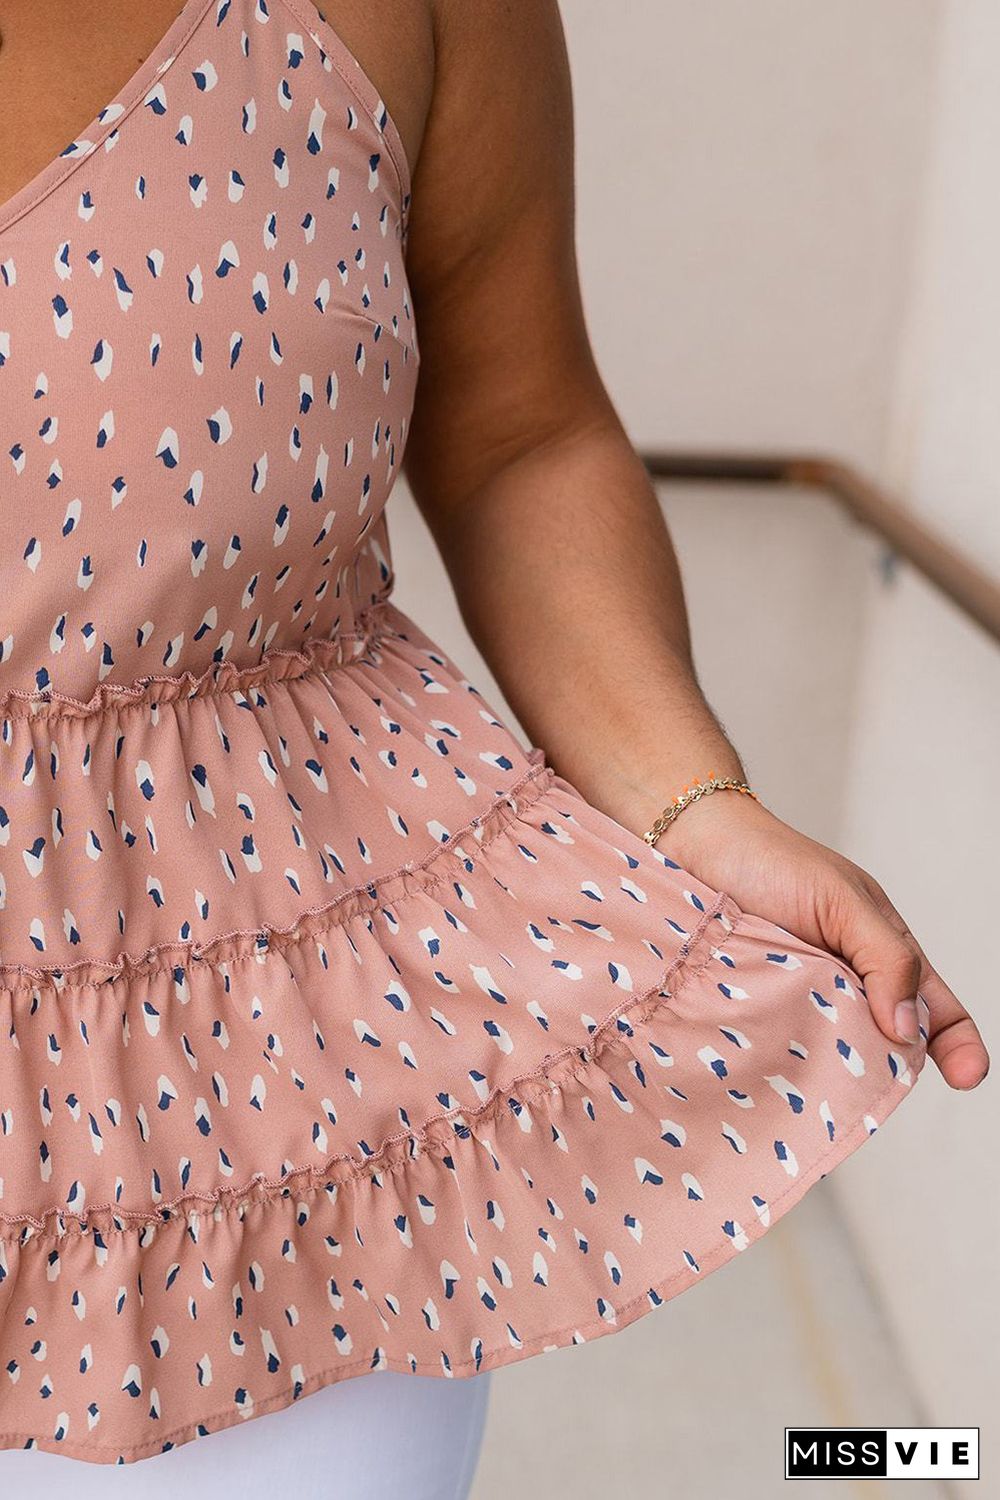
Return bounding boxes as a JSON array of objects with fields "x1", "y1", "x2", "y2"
[
  {"x1": 296, "y1": 0, "x2": 436, "y2": 177},
  {"x1": 405, "y1": 0, "x2": 608, "y2": 514},
  {"x1": 414, "y1": 0, "x2": 574, "y2": 247}
]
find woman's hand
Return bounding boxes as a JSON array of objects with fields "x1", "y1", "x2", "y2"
[
  {"x1": 653, "y1": 789, "x2": 989, "y2": 1092},
  {"x1": 396, "y1": 0, "x2": 987, "y2": 1097}
]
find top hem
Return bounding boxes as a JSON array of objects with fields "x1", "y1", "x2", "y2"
[{"x1": 0, "y1": 1031, "x2": 920, "y2": 1465}]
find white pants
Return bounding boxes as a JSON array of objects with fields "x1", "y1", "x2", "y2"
[{"x1": 0, "y1": 1370, "x2": 492, "y2": 1499}]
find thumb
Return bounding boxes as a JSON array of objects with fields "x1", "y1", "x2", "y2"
[{"x1": 826, "y1": 888, "x2": 923, "y2": 1045}]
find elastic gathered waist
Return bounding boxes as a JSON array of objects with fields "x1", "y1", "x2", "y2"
[{"x1": 0, "y1": 598, "x2": 396, "y2": 724}]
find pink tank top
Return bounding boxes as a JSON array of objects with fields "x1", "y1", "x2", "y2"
[
  {"x1": 0, "y1": 0, "x2": 925, "y2": 1469},
  {"x1": 1, "y1": 0, "x2": 415, "y2": 710}
]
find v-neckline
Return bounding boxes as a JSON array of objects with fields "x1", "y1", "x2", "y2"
[{"x1": 0, "y1": 0, "x2": 215, "y2": 237}]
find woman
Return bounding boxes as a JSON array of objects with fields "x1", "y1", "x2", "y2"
[{"x1": 0, "y1": 0, "x2": 987, "y2": 1493}]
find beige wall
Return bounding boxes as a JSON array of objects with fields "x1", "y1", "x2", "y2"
[
  {"x1": 886, "y1": 0, "x2": 1000, "y2": 571},
  {"x1": 833, "y1": 0, "x2": 1000, "y2": 1464},
  {"x1": 567, "y1": 0, "x2": 941, "y2": 462}
]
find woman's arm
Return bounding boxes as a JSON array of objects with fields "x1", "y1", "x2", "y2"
[{"x1": 402, "y1": 0, "x2": 988, "y2": 1091}]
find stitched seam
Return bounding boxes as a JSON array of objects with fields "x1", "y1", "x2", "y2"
[
  {"x1": 0, "y1": 893, "x2": 742, "y2": 1239},
  {"x1": 0, "y1": 595, "x2": 397, "y2": 722},
  {"x1": 347, "y1": 306, "x2": 420, "y2": 365},
  {"x1": 0, "y1": 754, "x2": 553, "y2": 991}
]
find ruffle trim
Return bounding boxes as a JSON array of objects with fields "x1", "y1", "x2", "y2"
[
  {"x1": 0, "y1": 596, "x2": 396, "y2": 722},
  {"x1": 0, "y1": 887, "x2": 741, "y2": 1244},
  {"x1": 0, "y1": 1059, "x2": 918, "y2": 1466},
  {"x1": 0, "y1": 748, "x2": 556, "y2": 995}
]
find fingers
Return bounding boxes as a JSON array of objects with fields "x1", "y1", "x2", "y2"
[
  {"x1": 833, "y1": 893, "x2": 922, "y2": 1046},
  {"x1": 847, "y1": 881, "x2": 990, "y2": 1091},
  {"x1": 868, "y1": 895, "x2": 990, "y2": 1090},
  {"x1": 915, "y1": 968, "x2": 989, "y2": 1090}
]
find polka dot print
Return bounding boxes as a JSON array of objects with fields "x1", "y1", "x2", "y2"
[{"x1": 0, "y1": 0, "x2": 926, "y2": 1465}]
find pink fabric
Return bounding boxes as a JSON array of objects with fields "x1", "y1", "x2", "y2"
[{"x1": 0, "y1": 0, "x2": 926, "y2": 1465}]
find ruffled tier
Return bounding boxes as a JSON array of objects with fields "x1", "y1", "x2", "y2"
[
  {"x1": 0, "y1": 598, "x2": 549, "y2": 980},
  {"x1": 0, "y1": 746, "x2": 926, "y2": 1462}
]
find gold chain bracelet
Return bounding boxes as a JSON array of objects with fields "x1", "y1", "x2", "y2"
[{"x1": 642, "y1": 771, "x2": 760, "y2": 847}]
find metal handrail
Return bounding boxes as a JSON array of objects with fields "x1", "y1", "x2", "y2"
[{"x1": 642, "y1": 450, "x2": 1000, "y2": 647}]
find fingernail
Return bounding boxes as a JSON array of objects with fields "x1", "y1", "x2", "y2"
[{"x1": 894, "y1": 999, "x2": 919, "y2": 1043}]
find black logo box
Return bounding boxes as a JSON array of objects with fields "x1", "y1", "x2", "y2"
[{"x1": 785, "y1": 1428, "x2": 980, "y2": 1480}]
